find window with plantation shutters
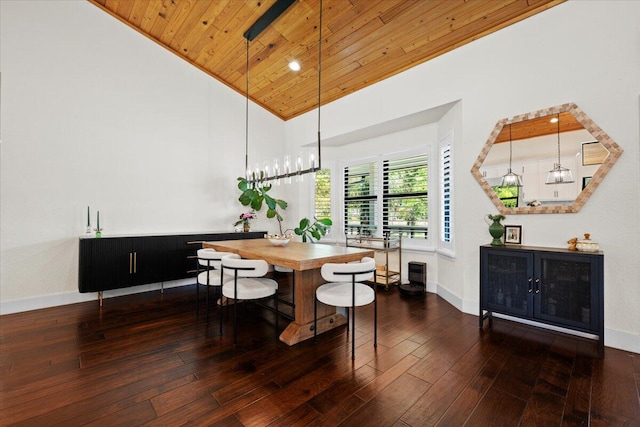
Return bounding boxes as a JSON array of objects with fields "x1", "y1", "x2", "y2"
[
  {"x1": 314, "y1": 168, "x2": 331, "y2": 219},
  {"x1": 439, "y1": 131, "x2": 454, "y2": 256},
  {"x1": 440, "y1": 144, "x2": 452, "y2": 243},
  {"x1": 343, "y1": 162, "x2": 377, "y2": 236},
  {"x1": 382, "y1": 155, "x2": 428, "y2": 238}
]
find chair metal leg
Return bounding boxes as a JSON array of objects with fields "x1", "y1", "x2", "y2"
[
  {"x1": 196, "y1": 282, "x2": 200, "y2": 318},
  {"x1": 373, "y1": 277, "x2": 377, "y2": 348},
  {"x1": 274, "y1": 291, "x2": 279, "y2": 341},
  {"x1": 351, "y1": 305, "x2": 356, "y2": 360},
  {"x1": 233, "y1": 277, "x2": 238, "y2": 347},
  {"x1": 206, "y1": 284, "x2": 210, "y2": 324},
  {"x1": 218, "y1": 287, "x2": 223, "y2": 336},
  {"x1": 233, "y1": 298, "x2": 238, "y2": 346},
  {"x1": 374, "y1": 293, "x2": 377, "y2": 348}
]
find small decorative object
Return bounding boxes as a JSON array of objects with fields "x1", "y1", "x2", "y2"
[
  {"x1": 265, "y1": 233, "x2": 293, "y2": 246},
  {"x1": 95, "y1": 210, "x2": 102, "y2": 238},
  {"x1": 234, "y1": 211, "x2": 257, "y2": 232},
  {"x1": 527, "y1": 199, "x2": 541, "y2": 207},
  {"x1": 484, "y1": 214, "x2": 506, "y2": 246},
  {"x1": 576, "y1": 233, "x2": 599, "y2": 252},
  {"x1": 567, "y1": 237, "x2": 578, "y2": 251},
  {"x1": 86, "y1": 206, "x2": 92, "y2": 234},
  {"x1": 504, "y1": 225, "x2": 522, "y2": 244}
]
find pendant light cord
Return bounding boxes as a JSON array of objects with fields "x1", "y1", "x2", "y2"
[
  {"x1": 316, "y1": 0, "x2": 323, "y2": 168},
  {"x1": 245, "y1": 38, "x2": 250, "y2": 175},
  {"x1": 509, "y1": 124, "x2": 513, "y2": 171},
  {"x1": 556, "y1": 113, "x2": 561, "y2": 166}
]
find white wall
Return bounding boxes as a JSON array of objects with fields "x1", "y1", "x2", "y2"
[
  {"x1": 2, "y1": 1, "x2": 638, "y2": 353},
  {"x1": 287, "y1": 0, "x2": 640, "y2": 352},
  {"x1": 0, "y1": 1, "x2": 284, "y2": 307}
]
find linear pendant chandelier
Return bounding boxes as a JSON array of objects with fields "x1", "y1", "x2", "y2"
[{"x1": 244, "y1": 0, "x2": 323, "y2": 185}]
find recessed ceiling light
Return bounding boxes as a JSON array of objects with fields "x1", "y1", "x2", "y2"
[
  {"x1": 288, "y1": 61, "x2": 301, "y2": 71},
  {"x1": 550, "y1": 117, "x2": 559, "y2": 123}
]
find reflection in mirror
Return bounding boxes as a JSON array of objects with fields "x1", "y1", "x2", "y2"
[{"x1": 471, "y1": 103, "x2": 623, "y2": 214}]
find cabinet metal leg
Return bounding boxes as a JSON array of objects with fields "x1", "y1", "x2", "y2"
[
  {"x1": 98, "y1": 291, "x2": 103, "y2": 307},
  {"x1": 479, "y1": 309, "x2": 492, "y2": 328}
]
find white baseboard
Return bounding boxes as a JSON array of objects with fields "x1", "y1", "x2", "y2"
[
  {"x1": 435, "y1": 284, "x2": 463, "y2": 312},
  {"x1": 426, "y1": 280, "x2": 438, "y2": 294},
  {"x1": 0, "y1": 279, "x2": 194, "y2": 315},
  {"x1": 604, "y1": 328, "x2": 640, "y2": 354}
]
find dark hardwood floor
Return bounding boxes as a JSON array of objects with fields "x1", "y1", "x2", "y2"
[{"x1": 1, "y1": 277, "x2": 639, "y2": 426}]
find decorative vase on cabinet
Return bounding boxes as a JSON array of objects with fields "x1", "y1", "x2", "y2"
[{"x1": 485, "y1": 214, "x2": 505, "y2": 246}]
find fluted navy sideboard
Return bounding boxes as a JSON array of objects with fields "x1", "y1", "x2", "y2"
[{"x1": 79, "y1": 231, "x2": 265, "y2": 295}]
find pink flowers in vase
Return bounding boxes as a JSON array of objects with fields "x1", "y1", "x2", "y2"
[{"x1": 234, "y1": 211, "x2": 257, "y2": 229}]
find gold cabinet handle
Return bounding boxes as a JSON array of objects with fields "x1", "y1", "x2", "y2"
[
  {"x1": 129, "y1": 253, "x2": 133, "y2": 274},
  {"x1": 134, "y1": 252, "x2": 137, "y2": 273}
]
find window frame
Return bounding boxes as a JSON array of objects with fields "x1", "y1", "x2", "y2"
[
  {"x1": 308, "y1": 162, "x2": 337, "y2": 242},
  {"x1": 343, "y1": 159, "x2": 378, "y2": 237},
  {"x1": 340, "y1": 147, "x2": 433, "y2": 250},
  {"x1": 438, "y1": 131, "x2": 455, "y2": 257},
  {"x1": 382, "y1": 154, "x2": 429, "y2": 239}
]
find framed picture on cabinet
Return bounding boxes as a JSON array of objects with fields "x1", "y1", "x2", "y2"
[{"x1": 504, "y1": 225, "x2": 522, "y2": 244}]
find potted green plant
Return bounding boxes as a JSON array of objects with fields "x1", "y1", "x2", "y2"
[{"x1": 236, "y1": 177, "x2": 332, "y2": 243}]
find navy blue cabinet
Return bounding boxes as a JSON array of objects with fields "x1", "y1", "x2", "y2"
[
  {"x1": 480, "y1": 245, "x2": 604, "y2": 357},
  {"x1": 79, "y1": 231, "x2": 264, "y2": 293}
]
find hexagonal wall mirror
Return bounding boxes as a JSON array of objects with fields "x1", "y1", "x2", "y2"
[{"x1": 471, "y1": 103, "x2": 623, "y2": 214}]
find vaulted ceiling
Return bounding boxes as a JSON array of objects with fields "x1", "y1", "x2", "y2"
[{"x1": 89, "y1": 0, "x2": 564, "y2": 121}]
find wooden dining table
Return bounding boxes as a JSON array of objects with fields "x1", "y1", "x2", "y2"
[{"x1": 203, "y1": 239, "x2": 374, "y2": 346}]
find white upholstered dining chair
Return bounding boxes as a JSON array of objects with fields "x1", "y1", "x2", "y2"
[
  {"x1": 196, "y1": 249, "x2": 235, "y2": 334},
  {"x1": 314, "y1": 256, "x2": 377, "y2": 360},
  {"x1": 221, "y1": 255, "x2": 279, "y2": 346}
]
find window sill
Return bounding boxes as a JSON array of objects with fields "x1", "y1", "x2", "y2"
[
  {"x1": 401, "y1": 242, "x2": 436, "y2": 253},
  {"x1": 436, "y1": 248, "x2": 456, "y2": 260}
]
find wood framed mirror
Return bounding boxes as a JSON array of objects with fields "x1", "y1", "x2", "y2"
[{"x1": 471, "y1": 103, "x2": 623, "y2": 214}]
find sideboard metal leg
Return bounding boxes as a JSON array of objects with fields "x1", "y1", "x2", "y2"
[{"x1": 98, "y1": 291, "x2": 103, "y2": 307}]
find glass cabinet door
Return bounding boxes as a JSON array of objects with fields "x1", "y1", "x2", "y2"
[
  {"x1": 482, "y1": 250, "x2": 533, "y2": 316},
  {"x1": 535, "y1": 253, "x2": 594, "y2": 330}
]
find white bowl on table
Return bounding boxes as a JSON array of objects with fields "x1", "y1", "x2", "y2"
[{"x1": 265, "y1": 234, "x2": 293, "y2": 246}]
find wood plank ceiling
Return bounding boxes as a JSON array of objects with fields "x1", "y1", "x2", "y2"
[
  {"x1": 494, "y1": 111, "x2": 583, "y2": 143},
  {"x1": 89, "y1": 0, "x2": 565, "y2": 121}
]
